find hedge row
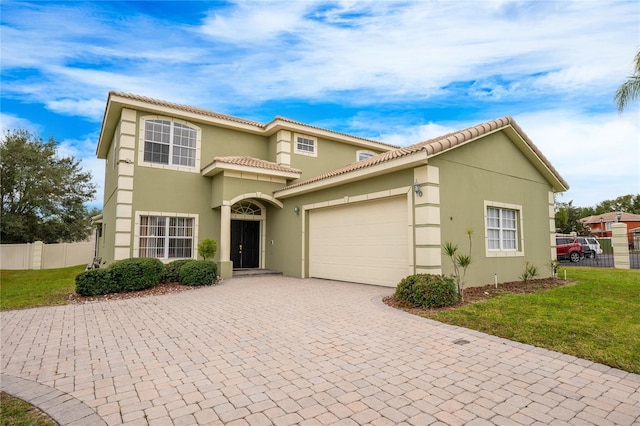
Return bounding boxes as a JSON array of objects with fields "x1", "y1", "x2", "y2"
[{"x1": 76, "y1": 258, "x2": 217, "y2": 296}]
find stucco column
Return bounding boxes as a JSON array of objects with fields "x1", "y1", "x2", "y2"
[
  {"x1": 413, "y1": 165, "x2": 442, "y2": 275},
  {"x1": 218, "y1": 202, "x2": 233, "y2": 278},
  {"x1": 612, "y1": 222, "x2": 630, "y2": 269}
]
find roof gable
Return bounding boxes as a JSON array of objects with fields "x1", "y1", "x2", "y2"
[{"x1": 275, "y1": 116, "x2": 569, "y2": 196}]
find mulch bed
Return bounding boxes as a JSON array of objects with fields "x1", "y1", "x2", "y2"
[
  {"x1": 67, "y1": 281, "x2": 199, "y2": 304},
  {"x1": 383, "y1": 278, "x2": 575, "y2": 315}
]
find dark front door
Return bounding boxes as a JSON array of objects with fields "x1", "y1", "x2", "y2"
[{"x1": 231, "y1": 220, "x2": 260, "y2": 269}]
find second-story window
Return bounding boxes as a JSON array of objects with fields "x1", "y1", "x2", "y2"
[
  {"x1": 294, "y1": 134, "x2": 317, "y2": 157},
  {"x1": 144, "y1": 119, "x2": 196, "y2": 167},
  {"x1": 357, "y1": 150, "x2": 375, "y2": 161}
]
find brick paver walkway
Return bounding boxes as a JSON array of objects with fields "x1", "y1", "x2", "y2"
[{"x1": 2, "y1": 276, "x2": 639, "y2": 425}]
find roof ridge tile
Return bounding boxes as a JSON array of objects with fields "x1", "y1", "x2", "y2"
[{"x1": 109, "y1": 91, "x2": 267, "y2": 128}]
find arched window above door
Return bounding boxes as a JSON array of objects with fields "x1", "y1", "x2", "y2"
[{"x1": 231, "y1": 200, "x2": 264, "y2": 218}]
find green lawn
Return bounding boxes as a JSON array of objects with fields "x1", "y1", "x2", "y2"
[
  {"x1": 0, "y1": 265, "x2": 86, "y2": 311},
  {"x1": 0, "y1": 392, "x2": 56, "y2": 426},
  {"x1": 428, "y1": 267, "x2": 640, "y2": 373}
]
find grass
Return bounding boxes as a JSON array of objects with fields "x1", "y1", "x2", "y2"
[
  {"x1": 0, "y1": 265, "x2": 86, "y2": 311},
  {"x1": 425, "y1": 267, "x2": 640, "y2": 373},
  {"x1": 0, "y1": 392, "x2": 57, "y2": 426}
]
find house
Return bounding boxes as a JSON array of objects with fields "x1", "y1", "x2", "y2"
[
  {"x1": 580, "y1": 212, "x2": 640, "y2": 248},
  {"x1": 631, "y1": 227, "x2": 640, "y2": 250},
  {"x1": 94, "y1": 91, "x2": 569, "y2": 288}
]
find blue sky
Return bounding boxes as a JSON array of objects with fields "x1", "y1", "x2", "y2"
[{"x1": 1, "y1": 0, "x2": 639, "y2": 209}]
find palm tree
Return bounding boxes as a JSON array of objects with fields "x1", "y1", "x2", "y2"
[{"x1": 614, "y1": 48, "x2": 640, "y2": 112}]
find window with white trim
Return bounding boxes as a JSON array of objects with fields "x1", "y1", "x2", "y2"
[
  {"x1": 143, "y1": 119, "x2": 197, "y2": 167},
  {"x1": 486, "y1": 206, "x2": 518, "y2": 251},
  {"x1": 139, "y1": 216, "x2": 194, "y2": 259},
  {"x1": 294, "y1": 134, "x2": 317, "y2": 157},
  {"x1": 357, "y1": 150, "x2": 375, "y2": 161}
]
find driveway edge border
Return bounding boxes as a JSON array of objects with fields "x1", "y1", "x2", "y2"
[{"x1": 1, "y1": 373, "x2": 106, "y2": 426}]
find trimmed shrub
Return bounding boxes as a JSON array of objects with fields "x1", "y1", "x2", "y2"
[
  {"x1": 179, "y1": 260, "x2": 217, "y2": 286},
  {"x1": 395, "y1": 274, "x2": 458, "y2": 308},
  {"x1": 163, "y1": 259, "x2": 196, "y2": 283},
  {"x1": 75, "y1": 268, "x2": 116, "y2": 296},
  {"x1": 108, "y1": 257, "x2": 164, "y2": 292}
]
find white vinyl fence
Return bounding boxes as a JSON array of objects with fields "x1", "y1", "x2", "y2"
[{"x1": 0, "y1": 236, "x2": 95, "y2": 270}]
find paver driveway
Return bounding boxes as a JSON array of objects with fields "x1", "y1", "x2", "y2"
[{"x1": 2, "y1": 276, "x2": 639, "y2": 425}]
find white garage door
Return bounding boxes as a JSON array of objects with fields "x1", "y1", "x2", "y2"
[{"x1": 309, "y1": 196, "x2": 409, "y2": 287}]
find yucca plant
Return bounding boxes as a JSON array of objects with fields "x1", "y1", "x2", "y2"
[
  {"x1": 443, "y1": 229, "x2": 473, "y2": 301},
  {"x1": 519, "y1": 262, "x2": 539, "y2": 284}
]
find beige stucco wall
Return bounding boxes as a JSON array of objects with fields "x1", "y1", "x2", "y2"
[
  {"x1": 200, "y1": 125, "x2": 268, "y2": 163},
  {"x1": 99, "y1": 117, "x2": 125, "y2": 264},
  {"x1": 433, "y1": 131, "x2": 556, "y2": 286},
  {"x1": 287, "y1": 136, "x2": 386, "y2": 182}
]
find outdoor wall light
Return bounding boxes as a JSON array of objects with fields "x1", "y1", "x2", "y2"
[
  {"x1": 413, "y1": 181, "x2": 423, "y2": 197},
  {"x1": 294, "y1": 206, "x2": 300, "y2": 215},
  {"x1": 616, "y1": 212, "x2": 622, "y2": 222}
]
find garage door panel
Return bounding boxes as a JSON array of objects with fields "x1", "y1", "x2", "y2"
[{"x1": 309, "y1": 197, "x2": 409, "y2": 287}]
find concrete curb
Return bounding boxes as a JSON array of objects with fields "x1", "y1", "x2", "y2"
[{"x1": 1, "y1": 373, "x2": 106, "y2": 426}]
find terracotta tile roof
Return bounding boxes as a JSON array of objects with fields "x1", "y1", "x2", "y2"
[
  {"x1": 269, "y1": 115, "x2": 400, "y2": 149},
  {"x1": 108, "y1": 91, "x2": 397, "y2": 148},
  {"x1": 204, "y1": 156, "x2": 302, "y2": 174},
  {"x1": 580, "y1": 212, "x2": 640, "y2": 223},
  {"x1": 277, "y1": 116, "x2": 569, "y2": 192},
  {"x1": 109, "y1": 91, "x2": 265, "y2": 128}
]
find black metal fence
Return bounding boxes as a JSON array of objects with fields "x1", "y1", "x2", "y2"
[{"x1": 562, "y1": 252, "x2": 640, "y2": 269}]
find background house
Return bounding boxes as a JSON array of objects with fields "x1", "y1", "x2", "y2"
[
  {"x1": 95, "y1": 91, "x2": 568, "y2": 287},
  {"x1": 581, "y1": 212, "x2": 640, "y2": 248}
]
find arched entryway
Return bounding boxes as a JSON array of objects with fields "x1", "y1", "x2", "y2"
[{"x1": 230, "y1": 200, "x2": 265, "y2": 269}]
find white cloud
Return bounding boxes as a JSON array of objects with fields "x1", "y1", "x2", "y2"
[
  {"x1": 3, "y1": 1, "x2": 637, "y2": 113},
  {"x1": 200, "y1": 1, "x2": 311, "y2": 42},
  {"x1": 511, "y1": 110, "x2": 640, "y2": 207},
  {"x1": 189, "y1": 1, "x2": 638, "y2": 102},
  {"x1": 378, "y1": 123, "x2": 458, "y2": 147},
  {"x1": 0, "y1": 113, "x2": 40, "y2": 134},
  {"x1": 46, "y1": 98, "x2": 106, "y2": 122}
]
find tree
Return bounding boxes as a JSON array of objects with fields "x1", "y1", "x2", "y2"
[
  {"x1": 1, "y1": 130, "x2": 96, "y2": 243},
  {"x1": 554, "y1": 195, "x2": 639, "y2": 236},
  {"x1": 614, "y1": 48, "x2": 640, "y2": 112},
  {"x1": 198, "y1": 239, "x2": 217, "y2": 261},
  {"x1": 554, "y1": 201, "x2": 592, "y2": 235},
  {"x1": 593, "y1": 194, "x2": 640, "y2": 215}
]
